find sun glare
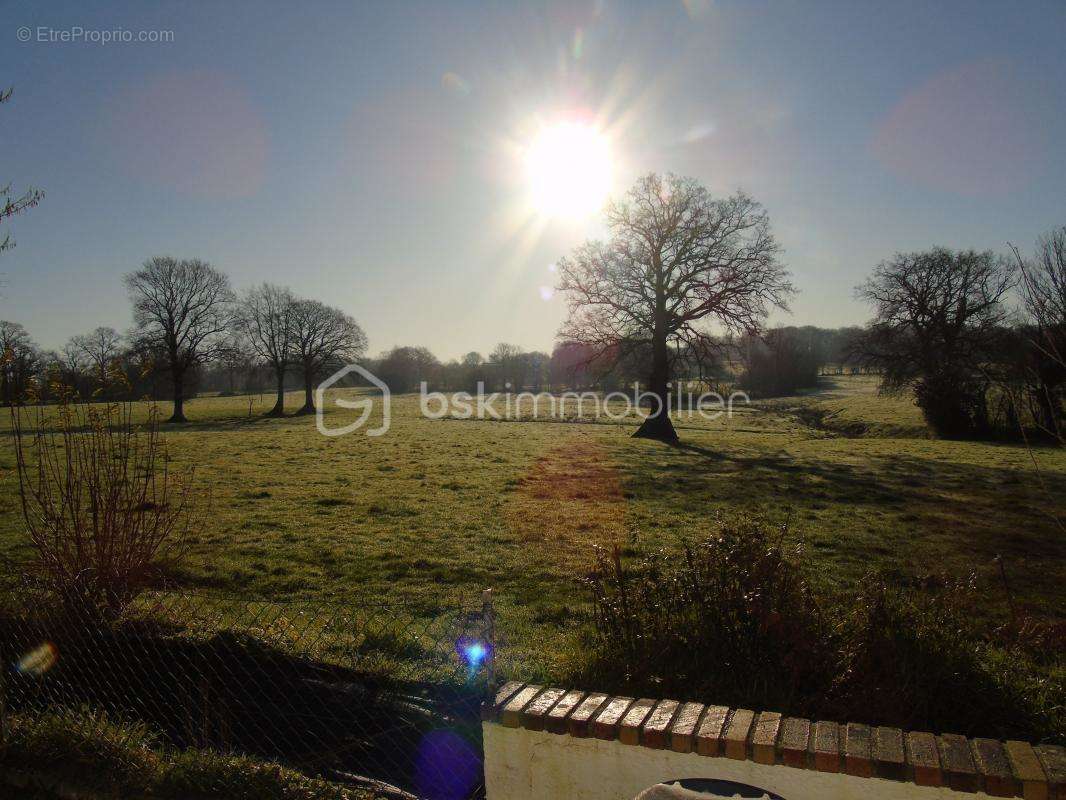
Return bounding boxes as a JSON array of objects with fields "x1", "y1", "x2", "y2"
[{"x1": 525, "y1": 122, "x2": 612, "y2": 218}]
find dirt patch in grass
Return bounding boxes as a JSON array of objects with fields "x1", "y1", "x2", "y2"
[{"x1": 504, "y1": 440, "x2": 627, "y2": 549}]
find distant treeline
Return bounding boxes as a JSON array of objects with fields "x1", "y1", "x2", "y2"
[
  {"x1": 0, "y1": 321, "x2": 862, "y2": 407},
  {"x1": 342, "y1": 327, "x2": 870, "y2": 397}
]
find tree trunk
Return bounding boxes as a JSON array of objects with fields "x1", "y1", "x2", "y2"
[
  {"x1": 296, "y1": 368, "x2": 315, "y2": 415},
  {"x1": 266, "y1": 367, "x2": 286, "y2": 417},
  {"x1": 170, "y1": 368, "x2": 188, "y2": 423},
  {"x1": 633, "y1": 325, "x2": 678, "y2": 443}
]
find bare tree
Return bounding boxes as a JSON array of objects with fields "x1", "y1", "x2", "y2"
[
  {"x1": 237, "y1": 283, "x2": 296, "y2": 416},
  {"x1": 526, "y1": 350, "x2": 550, "y2": 392},
  {"x1": 459, "y1": 351, "x2": 485, "y2": 393},
  {"x1": 0, "y1": 320, "x2": 40, "y2": 405},
  {"x1": 853, "y1": 248, "x2": 1013, "y2": 438},
  {"x1": 54, "y1": 341, "x2": 89, "y2": 397},
  {"x1": 289, "y1": 299, "x2": 367, "y2": 414},
  {"x1": 1, "y1": 89, "x2": 44, "y2": 256},
  {"x1": 489, "y1": 342, "x2": 524, "y2": 391},
  {"x1": 124, "y1": 257, "x2": 235, "y2": 423},
  {"x1": 215, "y1": 332, "x2": 256, "y2": 397},
  {"x1": 1011, "y1": 227, "x2": 1066, "y2": 436},
  {"x1": 72, "y1": 326, "x2": 123, "y2": 388},
  {"x1": 376, "y1": 345, "x2": 439, "y2": 394},
  {"x1": 556, "y1": 173, "x2": 792, "y2": 442}
]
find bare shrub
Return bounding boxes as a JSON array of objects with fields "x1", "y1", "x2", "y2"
[
  {"x1": 11, "y1": 391, "x2": 193, "y2": 614},
  {"x1": 575, "y1": 514, "x2": 1063, "y2": 740},
  {"x1": 578, "y1": 513, "x2": 837, "y2": 713}
]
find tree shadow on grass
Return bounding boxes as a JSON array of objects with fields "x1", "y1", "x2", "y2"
[
  {"x1": 666, "y1": 442, "x2": 1066, "y2": 526},
  {"x1": 624, "y1": 441, "x2": 1066, "y2": 619},
  {"x1": 0, "y1": 605, "x2": 486, "y2": 795},
  {"x1": 161, "y1": 413, "x2": 304, "y2": 434},
  {"x1": 669, "y1": 441, "x2": 907, "y2": 506}
]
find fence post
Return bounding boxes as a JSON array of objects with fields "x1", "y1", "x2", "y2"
[{"x1": 482, "y1": 588, "x2": 496, "y2": 692}]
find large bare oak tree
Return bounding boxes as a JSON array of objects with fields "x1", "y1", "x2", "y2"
[
  {"x1": 556, "y1": 173, "x2": 792, "y2": 442},
  {"x1": 125, "y1": 257, "x2": 234, "y2": 422}
]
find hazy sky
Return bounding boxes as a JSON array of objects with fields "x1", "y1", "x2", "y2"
[{"x1": 3, "y1": 0, "x2": 1064, "y2": 359}]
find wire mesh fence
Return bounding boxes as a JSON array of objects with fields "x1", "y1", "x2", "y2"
[{"x1": 0, "y1": 589, "x2": 496, "y2": 799}]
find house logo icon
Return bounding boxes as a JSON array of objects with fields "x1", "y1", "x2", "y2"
[{"x1": 316, "y1": 363, "x2": 391, "y2": 438}]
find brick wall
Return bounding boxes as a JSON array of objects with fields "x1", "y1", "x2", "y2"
[{"x1": 483, "y1": 682, "x2": 1065, "y2": 800}]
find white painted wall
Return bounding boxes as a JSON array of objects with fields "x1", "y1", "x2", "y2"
[{"x1": 483, "y1": 724, "x2": 995, "y2": 800}]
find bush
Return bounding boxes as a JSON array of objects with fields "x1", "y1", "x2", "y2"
[
  {"x1": 740, "y1": 330, "x2": 821, "y2": 398},
  {"x1": 11, "y1": 394, "x2": 193, "y2": 614},
  {"x1": 577, "y1": 514, "x2": 838, "y2": 713},
  {"x1": 573, "y1": 513, "x2": 1064, "y2": 741},
  {"x1": 912, "y1": 372, "x2": 992, "y2": 439}
]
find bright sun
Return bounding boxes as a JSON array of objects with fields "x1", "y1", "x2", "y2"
[{"x1": 524, "y1": 122, "x2": 612, "y2": 218}]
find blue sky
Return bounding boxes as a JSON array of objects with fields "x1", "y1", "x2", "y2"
[{"x1": 3, "y1": 0, "x2": 1064, "y2": 359}]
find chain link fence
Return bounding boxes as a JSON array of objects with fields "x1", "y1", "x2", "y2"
[{"x1": 0, "y1": 589, "x2": 497, "y2": 799}]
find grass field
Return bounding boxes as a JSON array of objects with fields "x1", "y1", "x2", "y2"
[{"x1": 0, "y1": 375, "x2": 1063, "y2": 679}]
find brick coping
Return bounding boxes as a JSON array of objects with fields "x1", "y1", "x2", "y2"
[{"x1": 482, "y1": 682, "x2": 1065, "y2": 799}]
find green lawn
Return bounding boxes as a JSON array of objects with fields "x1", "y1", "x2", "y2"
[{"x1": 0, "y1": 375, "x2": 1063, "y2": 678}]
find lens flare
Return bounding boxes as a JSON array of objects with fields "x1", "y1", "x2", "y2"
[
  {"x1": 18, "y1": 642, "x2": 58, "y2": 675},
  {"x1": 415, "y1": 729, "x2": 481, "y2": 800},
  {"x1": 460, "y1": 641, "x2": 487, "y2": 667},
  {"x1": 441, "y1": 72, "x2": 471, "y2": 97},
  {"x1": 572, "y1": 28, "x2": 585, "y2": 60}
]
